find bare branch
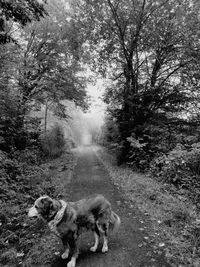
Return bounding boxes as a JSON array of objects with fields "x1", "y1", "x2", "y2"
[{"x1": 107, "y1": 0, "x2": 129, "y2": 62}]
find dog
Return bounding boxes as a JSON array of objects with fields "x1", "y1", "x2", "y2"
[{"x1": 28, "y1": 194, "x2": 120, "y2": 267}]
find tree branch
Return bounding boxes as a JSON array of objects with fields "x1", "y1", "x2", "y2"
[{"x1": 107, "y1": 0, "x2": 129, "y2": 62}]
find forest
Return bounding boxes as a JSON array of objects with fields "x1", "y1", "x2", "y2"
[
  {"x1": 82, "y1": 0, "x2": 200, "y2": 204},
  {"x1": 0, "y1": 0, "x2": 200, "y2": 266}
]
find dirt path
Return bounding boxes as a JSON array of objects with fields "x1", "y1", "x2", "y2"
[{"x1": 52, "y1": 146, "x2": 170, "y2": 267}]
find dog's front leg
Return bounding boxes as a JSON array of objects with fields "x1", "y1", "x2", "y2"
[
  {"x1": 67, "y1": 237, "x2": 79, "y2": 267},
  {"x1": 61, "y1": 238, "x2": 69, "y2": 260},
  {"x1": 90, "y1": 231, "x2": 100, "y2": 252},
  {"x1": 67, "y1": 256, "x2": 76, "y2": 267}
]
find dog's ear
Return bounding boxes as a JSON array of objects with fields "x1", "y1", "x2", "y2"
[
  {"x1": 41, "y1": 197, "x2": 53, "y2": 209},
  {"x1": 39, "y1": 197, "x2": 55, "y2": 220}
]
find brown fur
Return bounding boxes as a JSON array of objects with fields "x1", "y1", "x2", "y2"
[{"x1": 28, "y1": 194, "x2": 120, "y2": 267}]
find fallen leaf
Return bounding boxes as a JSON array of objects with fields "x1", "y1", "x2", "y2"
[{"x1": 17, "y1": 252, "x2": 24, "y2": 257}]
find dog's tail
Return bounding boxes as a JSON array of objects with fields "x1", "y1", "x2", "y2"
[{"x1": 109, "y1": 211, "x2": 121, "y2": 234}]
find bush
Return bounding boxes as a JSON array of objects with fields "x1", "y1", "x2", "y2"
[
  {"x1": 126, "y1": 135, "x2": 150, "y2": 170},
  {"x1": 40, "y1": 124, "x2": 65, "y2": 158},
  {"x1": 150, "y1": 143, "x2": 200, "y2": 203},
  {"x1": 0, "y1": 157, "x2": 21, "y2": 180},
  {"x1": 12, "y1": 148, "x2": 42, "y2": 165}
]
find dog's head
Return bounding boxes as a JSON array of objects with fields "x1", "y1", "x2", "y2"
[{"x1": 28, "y1": 195, "x2": 58, "y2": 221}]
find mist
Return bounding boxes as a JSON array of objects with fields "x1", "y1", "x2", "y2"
[{"x1": 37, "y1": 100, "x2": 104, "y2": 147}]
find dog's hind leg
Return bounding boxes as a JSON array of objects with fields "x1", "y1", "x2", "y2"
[
  {"x1": 90, "y1": 231, "x2": 100, "y2": 252},
  {"x1": 96, "y1": 220, "x2": 109, "y2": 253},
  {"x1": 102, "y1": 234, "x2": 108, "y2": 253},
  {"x1": 101, "y1": 223, "x2": 109, "y2": 253}
]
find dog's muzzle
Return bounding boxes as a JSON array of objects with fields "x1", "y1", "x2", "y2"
[{"x1": 28, "y1": 206, "x2": 39, "y2": 218}]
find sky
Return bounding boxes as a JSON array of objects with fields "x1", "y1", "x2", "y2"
[
  {"x1": 76, "y1": 78, "x2": 106, "y2": 145},
  {"x1": 80, "y1": 66, "x2": 107, "y2": 129},
  {"x1": 85, "y1": 79, "x2": 106, "y2": 124}
]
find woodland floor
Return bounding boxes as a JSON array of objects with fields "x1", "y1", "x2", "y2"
[{"x1": 23, "y1": 146, "x2": 171, "y2": 267}]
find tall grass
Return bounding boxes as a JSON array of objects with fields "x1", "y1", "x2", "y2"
[{"x1": 40, "y1": 124, "x2": 65, "y2": 158}]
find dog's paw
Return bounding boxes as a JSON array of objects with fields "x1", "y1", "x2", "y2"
[
  {"x1": 67, "y1": 259, "x2": 76, "y2": 267},
  {"x1": 90, "y1": 246, "x2": 97, "y2": 252},
  {"x1": 101, "y1": 245, "x2": 108, "y2": 253},
  {"x1": 61, "y1": 249, "x2": 69, "y2": 259}
]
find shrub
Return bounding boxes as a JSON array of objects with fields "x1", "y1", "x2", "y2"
[
  {"x1": 12, "y1": 148, "x2": 42, "y2": 165},
  {"x1": 126, "y1": 135, "x2": 150, "y2": 170},
  {"x1": 40, "y1": 124, "x2": 65, "y2": 158},
  {"x1": 150, "y1": 143, "x2": 200, "y2": 203},
  {"x1": 0, "y1": 157, "x2": 21, "y2": 180},
  {"x1": 0, "y1": 248, "x2": 17, "y2": 266}
]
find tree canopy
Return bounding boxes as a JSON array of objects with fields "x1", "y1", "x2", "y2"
[
  {"x1": 0, "y1": 0, "x2": 48, "y2": 43},
  {"x1": 70, "y1": 0, "x2": 200, "y2": 164},
  {"x1": 0, "y1": 0, "x2": 89, "y2": 152}
]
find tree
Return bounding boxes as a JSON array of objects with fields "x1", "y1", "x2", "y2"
[
  {"x1": 17, "y1": 2, "x2": 89, "y2": 130},
  {"x1": 71, "y1": 0, "x2": 200, "y2": 164},
  {"x1": 0, "y1": 0, "x2": 89, "y2": 152},
  {"x1": 0, "y1": 0, "x2": 48, "y2": 44}
]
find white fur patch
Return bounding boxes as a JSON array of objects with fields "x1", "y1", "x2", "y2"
[
  {"x1": 102, "y1": 235, "x2": 108, "y2": 253},
  {"x1": 48, "y1": 200, "x2": 67, "y2": 236},
  {"x1": 90, "y1": 232, "x2": 99, "y2": 252},
  {"x1": 28, "y1": 206, "x2": 39, "y2": 217},
  {"x1": 67, "y1": 257, "x2": 76, "y2": 267},
  {"x1": 61, "y1": 248, "x2": 69, "y2": 259}
]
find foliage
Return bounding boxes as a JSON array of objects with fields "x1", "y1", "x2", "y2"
[
  {"x1": 97, "y1": 146, "x2": 200, "y2": 267},
  {"x1": 0, "y1": 83, "x2": 41, "y2": 152},
  {"x1": 71, "y1": 0, "x2": 200, "y2": 164},
  {"x1": 0, "y1": 0, "x2": 48, "y2": 44},
  {"x1": 98, "y1": 116, "x2": 124, "y2": 162},
  {"x1": 40, "y1": 124, "x2": 66, "y2": 158},
  {"x1": 0, "y1": 145, "x2": 74, "y2": 266},
  {"x1": 99, "y1": 116, "x2": 119, "y2": 145},
  {"x1": 126, "y1": 135, "x2": 149, "y2": 170},
  {"x1": 150, "y1": 143, "x2": 200, "y2": 204},
  {"x1": 0, "y1": 0, "x2": 89, "y2": 154}
]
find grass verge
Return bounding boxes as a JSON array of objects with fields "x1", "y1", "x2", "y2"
[
  {"x1": 94, "y1": 146, "x2": 200, "y2": 267},
  {"x1": 0, "y1": 150, "x2": 76, "y2": 267}
]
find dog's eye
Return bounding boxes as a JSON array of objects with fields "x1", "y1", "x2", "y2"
[{"x1": 35, "y1": 205, "x2": 39, "y2": 209}]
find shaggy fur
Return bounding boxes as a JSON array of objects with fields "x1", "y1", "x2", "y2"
[{"x1": 28, "y1": 194, "x2": 120, "y2": 267}]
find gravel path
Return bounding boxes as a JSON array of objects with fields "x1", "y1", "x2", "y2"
[{"x1": 52, "y1": 146, "x2": 171, "y2": 267}]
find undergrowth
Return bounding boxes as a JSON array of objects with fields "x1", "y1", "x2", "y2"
[
  {"x1": 40, "y1": 124, "x2": 66, "y2": 158},
  {"x1": 95, "y1": 146, "x2": 200, "y2": 267},
  {"x1": 150, "y1": 143, "x2": 200, "y2": 206},
  {"x1": 0, "y1": 125, "x2": 74, "y2": 267}
]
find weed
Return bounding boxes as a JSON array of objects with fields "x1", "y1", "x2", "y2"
[{"x1": 96, "y1": 146, "x2": 200, "y2": 267}]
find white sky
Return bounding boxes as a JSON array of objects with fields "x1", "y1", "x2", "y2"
[{"x1": 84, "y1": 78, "x2": 106, "y2": 127}]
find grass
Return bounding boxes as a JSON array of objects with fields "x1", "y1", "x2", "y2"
[
  {"x1": 94, "y1": 146, "x2": 200, "y2": 267},
  {"x1": 22, "y1": 152, "x2": 77, "y2": 267},
  {"x1": 0, "y1": 150, "x2": 76, "y2": 267}
]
